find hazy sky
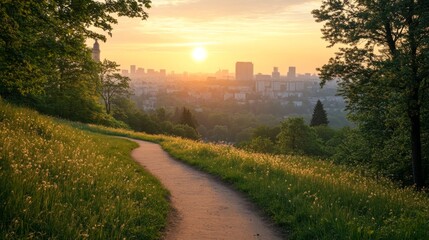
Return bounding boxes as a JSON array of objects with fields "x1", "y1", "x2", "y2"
[{"x1": 92, "y1": 0, "x2": 335, "y2": 75}]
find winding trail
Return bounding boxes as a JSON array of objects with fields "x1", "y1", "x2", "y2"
[{"x1": 129, "y1": 139, "x2": 284, "y2": 240}]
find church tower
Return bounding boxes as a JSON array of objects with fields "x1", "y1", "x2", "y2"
[{"x1": 92, "y1": 40, "x2": 100, "y2": 62}]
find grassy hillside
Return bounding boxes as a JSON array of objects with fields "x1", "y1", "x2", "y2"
[
  {"x1": 2, "y1": 99, "x2": 428, "y2": 239},
  {"x1": 0, "y1": 100, "x2": 169, "y2": 239},
  {"x1": 80, "y1": 125, "x2": 429, "y2": 240}
]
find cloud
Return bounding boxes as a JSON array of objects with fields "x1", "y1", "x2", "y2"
[
  {"x1": 150, "y1": 0, "x2": 318, "y2": 20},
  {"x1": 141, "y1": 1, "x2": 321, "y2": 41},
  {"x1": 103, "y1": 0, "x2": 323, "y2": 58}
]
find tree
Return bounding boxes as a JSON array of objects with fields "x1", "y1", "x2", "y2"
[
  {"x1": 277, "y1": 117, "x2": 321, "y2": 155},
  {"x1": 172, "y1": 124, "x2": 200, "y2": 140},
  {"x1": 155, "y1": 108, "x2": 169, "y2": 122},
  {"x1": 212, "y1": 125, "x2": 229, "y2": 142},
  {"x1": 243, "y1": 136, "x2": 275, "y2": 154},
  {"x1": 180, "y1": 107, "x2": 198, "y2": 129},
  {"x1": 0, "y1": 0, "x2": 150, "y2": 97},
  {"x1": 313, "y1": 1, "x2": 429, "y2": 189},
  {"x1": 99, "y1": 60, "x2": 131, "y2": 114},
  {"x1": 310, "y1": 100, "x2": 329, "y2": 126},
  {"x1": 253, "y1": 126, "x2": 281, "y2": 142}
]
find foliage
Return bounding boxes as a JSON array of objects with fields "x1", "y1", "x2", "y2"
[
  {"x1": 0, "y1": 0, "x2": 151, "y2": 124},
  {"x1": 172, "y1": 124, "x2": 200, "y2": 140},
  {"x1": 0, "y1": 100, "x2": 168, "y2": 239},
  {"x1": 99, "y1": 59, "x2": 131, "y2": 114},
  {"x1": 80, "y1": 124, "x2": 429, "y2": 240},
  {"x1": 155, "y1": 108, "x2": 169, "y2": 122},
  {"x1": 313, "y1": 125, "x2": 340, "y2": 156},
  {"x1": 310, "y1": 100, "x2": 328, "y2": 126},
  {"x1": 211, "y1": 125, "x2": 229, "y2": 142},
  {"x1": 253, "y1": 125, "x2": 280, "y2": 142},
  {"x1": 110, "y1": 102, "x2": 200, "y2": 140},
  {"x1": 239, "y1": 136, "x2": 276, "y2": 154},
  {"x1": 313, "y1": 0, "x2": 429, "y2": 188},
  {"x1": 179, "y1": 107, "x2": 198, "y2": 129},
  {"x1": 162, "y1": 138, "x2": 429, "y2": 239},
  {"x1": 237, "y1": 126, "x2": 280, "y2": 154},
  {"x1": 277, "y1": 117, "x2": 321, "y2": 155},
  {"x1": 333, "y1": 127, "x2": 414, "y2": 185}
]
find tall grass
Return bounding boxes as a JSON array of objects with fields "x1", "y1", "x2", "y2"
[
  {"x1": 0, "y1": 100, "x2": 169, "y2": 239},
  {"x1": 79, "y1": 124, "x2": 429, "y2": 240}
]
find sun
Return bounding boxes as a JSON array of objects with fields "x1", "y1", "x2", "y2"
[{"x1": 192, "y1": 47, "x2": 207, "y2": 62}]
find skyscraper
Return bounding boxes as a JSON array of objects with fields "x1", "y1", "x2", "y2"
[
  {"x1": 130, "y1": 65, "x2": 136, "y2": 75},
  {"x1": 272, "y1": 67, "x2": 280, "y2": 79},
  {"x1": 92, "y1": 40, "x2": 100, "y2": 62},
  {"x1": 287, "y1": 66, "x2": 296, "y2": 78},
  {"x1": 235, "y1": 62, "x2": 254, "y2": 81}
]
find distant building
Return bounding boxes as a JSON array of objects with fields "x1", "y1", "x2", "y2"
[
  {"x1": 121, "y1": 70, "x2": 129, "y2": 76},
  {"x1": 130, "y1": 65, "x2": 136, "y2": 75},
  {"x1": 136, "y1": 68, "x2": 145, "y2": 76},
  {"x1": 272, "y1": 67, "x2": 280, "y2": 79},
  {"x1": 255, "y1": 73, "x2": 271, "y2": 81},
  {"x1": 235, "y1": 62, "x2": 254, "y2": 81},
  {"x1": 92, "y1": 40, "x2": 100, "y2": 62},
  {"x1": 215, "y1": 69, "x2": 230, "y2": 80},
  {"x1": 287, "y1": 66, "x2": 296, "y2": 79},
  {"x1": 160, "y1": 69, "x2": 166, "y2": 77}
]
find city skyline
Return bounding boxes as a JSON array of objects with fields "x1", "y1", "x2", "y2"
[
  {"x1": 119, "y1": 62, "x2": 318, "y2": 79},
  {"x1": 87, "y1": 0, "x2": 336, "y2": 75}
]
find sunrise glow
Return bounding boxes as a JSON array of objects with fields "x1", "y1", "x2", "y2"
[
  {"x1": 90, "y1": 1, "x2": 337, "y2": 74},
  {"x1": 192, "y1": 47, "x2": 207, "y2": 62}
]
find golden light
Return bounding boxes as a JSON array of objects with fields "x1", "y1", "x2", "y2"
[{"x1": 192, "y1": 47, "x2": 207, "y2": 62}]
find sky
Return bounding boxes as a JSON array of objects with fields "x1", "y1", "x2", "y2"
[{"x1": 90, "y1": 0, "x2": 336, "y2": 75}]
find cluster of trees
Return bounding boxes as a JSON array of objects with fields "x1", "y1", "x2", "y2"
[
  {"x1": 112, "y1": 104, "x2": 200, "y2": 140},
  {"x1": 242, "y1": 0, "x2": 429, "y2": 189},
  {"x1": 238, "y1": 115, "x2": 419, "y2": 186},
  {"x1": 312, "y1": 0, "x2": 429, "y2": 189},
  {"x1": 238, "y1": 102, "x2": 335, "y2": 156},
  {"x1": 194, "y1": 111, "x2": 263, "y2": 143},
  {"x1": 0, "y1": 0, "x2": 151, "y2": 125},
  {"x1": 0, "y1": 0, "x2": 203, "y2": 141}
]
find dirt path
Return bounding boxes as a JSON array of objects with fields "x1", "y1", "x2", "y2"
[{"x1": 129, "y1": 139, "x2": 284, "y2": 240}]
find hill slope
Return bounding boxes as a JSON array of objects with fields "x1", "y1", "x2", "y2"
[
  {"x1": 2, "y1": 99, "x2": 428, "y2": 239},
  {"x1": 0, "y1": 100, "x2": 169, "y2": 239},
  {"x1": 82, "y1": 125, "x2": 429, "y2": 240}
]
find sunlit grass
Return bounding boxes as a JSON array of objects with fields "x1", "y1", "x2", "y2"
[
  {"x1": 0, "y1": 100, "x2": 169, "y2": 239},
  {"x1": 80, "y1": 124, "x2": 429, "y2": 240}
]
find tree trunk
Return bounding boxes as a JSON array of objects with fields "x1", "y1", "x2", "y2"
[
  {"x1": 406, "y1": 1, "x2": 424, "y2": 189},
  {"x1": 409, "y1": 104, "x2": 424, "y2": 190},
  {"x1": 104, "y1": 99, "x2": 110, "y2": 115}
]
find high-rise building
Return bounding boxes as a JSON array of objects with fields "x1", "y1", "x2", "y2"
[
  {"x1": 272, "y1": 67, "x2": 280, "y2": 79},
  {"x1": 287, "y1": 66, "x2": 296, "y2": 78},
  {"x1": 160, "y1": 69, "x2": 166, "y2": 77},
  {"x1": 121, "y1": 69, "x2": 129, "y2": 76},
  {"x1": 130, "y1": 65, "x2": 136, "y2": 75},
  {"x1": 92, "y1": 40, "x2": 100, "y2": 62},
  {"x1": 136, "y1": 68, "x2": 145, "y2": 75},
  {"x1": 235, "y1": 62, "x2": 254, "y2": 81}
]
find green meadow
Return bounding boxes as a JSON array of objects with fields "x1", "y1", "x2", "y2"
[
  {"x1": 81, "y1": 124, "x2": 429, "y2": 240},
  {"x1": 0, "y1": 101, "x2": 169, "y2": 239}
]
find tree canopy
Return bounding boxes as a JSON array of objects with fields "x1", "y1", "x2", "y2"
[
  {"x1": 180, "y1": 107, "x2": 198, "y2": 129},
  {"x1": 0, "y1": 0, "x2": 150, "y2": 98},
  {"x1": 310, "y1": 100, "x2": 329, "y2": 127},
  {"x1": 0, "y1": 0, "x2": 151, "y2": 123},
  {"x1": 277, "y1": 117, "x2": 320, "y2": 155},
  {"x1": 313, "y1": 0, "x2": 429, "y2": 188},
  {"x1": 99, "y1": 60, "x2": 131, "y2": 115}
]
